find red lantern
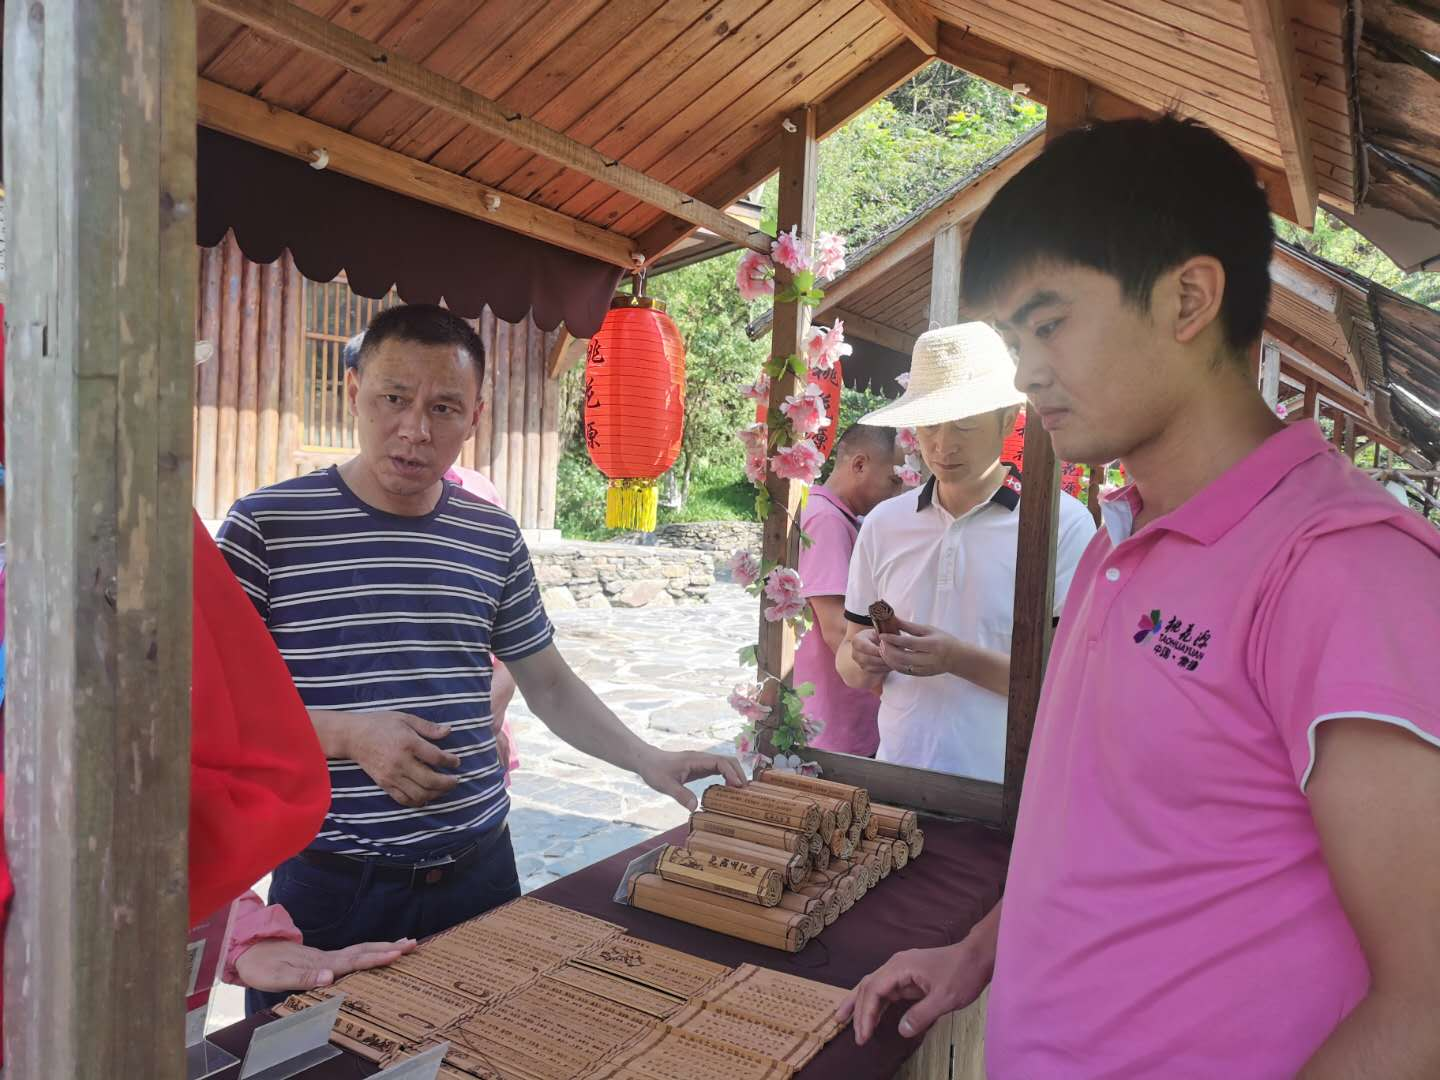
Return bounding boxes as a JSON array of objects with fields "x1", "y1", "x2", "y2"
[
  {"x1": 584, "y1": 293, "x2": 686, "y2": 531},
  {"x1": 755, "y1": 358, "x2": 844, "y2": 460},
  {"x1": 1002, "y1": 407, "x2": 1084, "y2": 497}
]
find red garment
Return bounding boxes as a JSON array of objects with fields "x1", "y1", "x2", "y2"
[{"x1": 189, "y1": 512, "x2": 331, "y2": 923}]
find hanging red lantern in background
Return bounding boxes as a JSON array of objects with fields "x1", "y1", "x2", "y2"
[
  {"x1": 1002, "y1": 407, "x2": 1086, "y2": 498},
  {"x1": 584, "y1": 290, "x2": 686, "y2": 531},
  {"x1": 756, "y1": 358, "x2": 844, "y2": 460}
]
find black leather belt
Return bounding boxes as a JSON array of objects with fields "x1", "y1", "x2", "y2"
[{"x1": 296, "y1": 823, "x2": 507, "y2": 889}]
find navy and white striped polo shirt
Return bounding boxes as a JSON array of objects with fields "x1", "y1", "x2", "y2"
[{"x1": 217, "y1": 467, "x2": 553, "y2": 859}]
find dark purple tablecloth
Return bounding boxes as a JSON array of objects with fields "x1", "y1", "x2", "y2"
[{"x1": 209, "y1": 816, "x2": 1009, "y2": 1078}]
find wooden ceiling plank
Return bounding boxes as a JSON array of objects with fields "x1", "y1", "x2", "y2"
[
  {"x1": 634, "y1": 38, "x2": 927, "y2": 259},
  {"x1": 1103, "y1": 0, "x2": 1256, "y2": 55},
  {"x1": 1242, "y1": 0, "x2": 1319, "y2": 226},
  {"x1": 253, "y1": 0, "x2": 413, "y2": 114},
  {"x1": 938, "y1": 0, "x2": 1284, "y2": 137},
  {"x1": 198, "y1": 0, "x2": 772, "y2": 252},
  {"x1": 1162, "y1": 0, "x2": 1250, "y2": 33},
  {"x1": 373, "y1": 1, "x2": 609, "y2": 162},
  {"x1": 933, "y1": 23, "x2": 1301, "y2": 221},
  {"x1": 196, "y1": 78, "x2": 638, "y2": 267},
  {"x1": 495, "y1": 0, "x2": 773, "y2": 201},
  {"x1": 830, "y1": 307, "x2": 920, "y2": 354},
  {"x1": 528, "y1": 0, "x2": 805, "y2": 214},
  {"x1": 612, "y1": 12, "x2": 903, "y2": 231},
  {"x1": 433, "y1": 0, "x2": 686, "y2": 179},
  {"x1": 1055, "y1": 0, "x2": 1265, "y2": 83},
  {"x1": 932, "y1": 0, "x2": 1287, "y2": 161},
  {"x1": 201, "y1": 0, "x2": 343, "y2": 91},
  {"x1": 865, "y1": 0, "x2": 940, "y2": 54},
  {"x1": 198, "y1": 12, "x2": 247, "y2": 69},
  {"x1": 302, "y1": 0, "x2": 491, "y2": 131},
  {"x1": 595, "y1": 4, "x2": 893, "y2": 234},
  {"x1": 554, "y1": 0, "x2": 861, "y2": 222}
]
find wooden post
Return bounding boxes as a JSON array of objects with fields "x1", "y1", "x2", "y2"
[
  {"x1": 929, "y1": 224, "x2": 961, "y2": 326},
  {"x1": 507, "y1": 323, "x2": 526, "y2": 518},
  {"x1": 1258, "y1": 338, "x2": 1281, "y2": 409},
  {"x1": 1343, "y1": 416, "x2": 1356, "y2": 461},
  {"x1": 196, "y1": 245, "x2": 223, "y2": 517},
  {"x1": 258, "y1": 260, "x2": 284, "y2": 486},
  {"x1": 755, "y1": 106, "x2": 818, "y2": 758},
  {"x1": 1003, "y1": 73, "x2": 1088, "y2": 832},
  {"x1": 1303, "y1": 379, "x2": 1319, "y2": 422},
  {"x1": 523, "y1": 318, "x2": 544, "y2": 529},
  {"x1": 475, "y1": 308, "x2": 496, "y2": 478},
  {"x1": 491, "y1": 318, "x2": 511, "y2": 504},
  {"x1": 238, "y1": 259, "x2": 261, "y2": 496},
  {"x1": 278, "y1": 251, "x2": 303, "y2": 483},
  {"x1": 539, "y1": 353, "x2": 562, "y2": 530},
  {"x1": 3, "y1": 0, "x2": 196, "y2": 1075},
  {"x1": 217, "y1": 236, "x2": 243, "y2": 512}
]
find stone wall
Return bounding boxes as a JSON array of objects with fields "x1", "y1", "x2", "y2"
[
  {"x1": 651, "y1": 520, "x2": 762, "y2": 553},
  {"x1": 530, "y1": 540, "x2": 718, "y2": 611}
]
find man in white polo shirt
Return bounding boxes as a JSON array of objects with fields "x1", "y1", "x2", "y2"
[{"x1": 835, "y1": 323, "x2": 1094, "y2": 779}]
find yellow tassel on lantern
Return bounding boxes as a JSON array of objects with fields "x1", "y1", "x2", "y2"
[{"x1": 605, "y1": 479, "x2": 660, "y2": 531}]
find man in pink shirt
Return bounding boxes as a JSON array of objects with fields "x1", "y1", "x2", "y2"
[
  {"x1": 797, "y1": 424, "x2": 905, "y2": 755},
  {"x1": 842, "y1": 116, "x2": 1440, "y2": 1077}
]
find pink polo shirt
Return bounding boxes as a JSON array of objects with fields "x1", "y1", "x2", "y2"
[
  {"x1": 797, "y1": 485, "x2": 881, "y2": 756},
  {"x1": 988, "y1": 423, "x2": 1440, "y2": 1078}
]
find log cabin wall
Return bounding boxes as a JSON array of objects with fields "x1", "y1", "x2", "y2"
[{"x1": 193, "y1": 232, "x2": 562, "y2": 530}]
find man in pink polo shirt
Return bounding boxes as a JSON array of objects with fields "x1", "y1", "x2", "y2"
[
  {"x1": 796, "y1": 424, "x2": 905, "y2": 756},
  {"x1": 842, "y1": 116, "x2": 1440, "y2": 1077}
]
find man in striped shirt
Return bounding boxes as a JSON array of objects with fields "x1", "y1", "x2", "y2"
[{"x1": 221, "y1": 304, "x2": 741, "y2": 1012}]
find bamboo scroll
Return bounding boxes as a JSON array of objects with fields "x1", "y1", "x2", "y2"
[
  {"x1": 657, "y1": 846, "x2": 783, "y2": 907},
  {"x1": 701, "y1": 786, "x2": 822, "y2": 834}
]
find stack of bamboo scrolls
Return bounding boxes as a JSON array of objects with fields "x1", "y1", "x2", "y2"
[{"x1": 623, "y1": 769, "x2": 925, "y2": 952}]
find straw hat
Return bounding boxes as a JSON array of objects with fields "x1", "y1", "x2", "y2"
[{"x1": 860, "y1": 322, "x2": 1024, "y2": 428}]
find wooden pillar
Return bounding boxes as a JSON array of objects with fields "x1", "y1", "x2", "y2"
[
  {"x1": 523, "y1": 318, "x2": 544, "y2": 529},
  {"x1": 238, "y1": 259, "x2": 261, "y2": 496},
  {"x1": 1258, "y1": 338, "x2": 1281, "y2": 409},
  {"x1": 1003, "y1": 73, "x2": 1089, "y2": 832},
  {"x1": 3, "y1": 0, "x2": 196, "y2": 1075},
  {"x1": 1302, "y1": 379, "x2": 1318, "y2": 421},
  {"x1": 258, "y1": 260, "x2": 284, "y2": 487},
  {"x1": 491, "y1": 318, "x2": 511, "y2": 504},
  {"x1": 507, "y1": 323, "x2": 526, "y2": 517},
  {"x1": 217, "y1": 237, "x2": 243, "y2": 512},
  {"x1": 755, "y1": 106, "x2": 818, "y2": 757},
  {"x1": 475, "y1": 308, "x2": 496, "y2": 478},
  {"x1": 278, "y1": 251, "x2": 303, "y2": 483},
  {"x1": 539, "y1": 337, "x2": 562, "y2": 530},
  {"x1": 196, "y1": 245, "x2": 224, "y2": 517},
  {"x1": 1343, "y1": 416, "x2": 1356, "y2": 460},
  {"x1": 929, "y1": 224, "x2": 962, "y2": 326}
]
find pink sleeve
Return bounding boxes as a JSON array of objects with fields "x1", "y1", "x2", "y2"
[
  {"x1": 1256, "y1": 521, "x2": 1440, "y2": 790},
  {"x1": 222, "y1": 890, "x2": 303, "y2": 985},
  {"x1": 799, "y1": 510, "x2": 856, "y2": 599}
]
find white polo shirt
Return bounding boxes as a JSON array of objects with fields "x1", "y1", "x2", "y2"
[{"x1": 844, "y1": 470, "x2": 1095, "y2": 780}]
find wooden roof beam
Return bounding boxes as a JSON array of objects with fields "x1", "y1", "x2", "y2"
[
  {"x1": 1240, "y1": 0, "x2": 1318, "y2": 229},
  {"x1": 635, "y1": 40, "x2": 930, "y2": 260},
  {"x1": 934, "y1": 23, "x2": 1301, "y2": 224},
  {"x1": 198, "y1": 0, "x2": 771, "y2": 256},
  {"x1": 829, "y1": 308, "x2": 918, "y2": 355},
  {"x1": 865, "y1": 0, "x2": 939, "y2": 56},
  {"x1": 197, "y1": 80, "x2": 638, "y2": 269}
]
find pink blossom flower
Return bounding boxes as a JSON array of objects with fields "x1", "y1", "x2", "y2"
[
  {"x1": 1275, "y1": 402, "x2": 1289, "y2": 419},
  {"x1": 895, "y1": 371, "x2": 911, "y2": 390},
  {"x1": 764, "y1": 594, "x2": 807, "y2": 622},
  {"x1": 779, "y1": 384, "x2": 830, "y2": 436},
  {"x1": 895, "y1": 462, "x2": 923, "y2": 487},
  {"x1": 735, "y1": 727, "x2": 755, "y2": 756},
  {"x1": 744, "y1": 449, "x2": 768, "y2": 485},
  {"x1": 771, "y1": 225, "x2": 809, "y2": 274},
  {"x1": 727, "y1": 684, "x2": 770, "y2": 723},
  {"x1": 764, "y1": 566, "x2": 803, "y2": 605},
  {"x1": 896, "y1": 427, "x2": 919, "y2": 453},
  {"x1": 736, "y1": 422, "x2": 767, "y2": 454},
  {"x1": 802, "y1": 714, "x2": 826, "y2": 741},
  {"x1": 736, "y1": 250, "x2": 775, "y2": 301},
  {"x1": 813, "y1": 232, "x2": 847, "y2": 279},
  {"x1": 742, "y1": 373, "x2": 771, "y2": 403},
  {"x1": 804, "y1": 322, "x2": 851, "y2": 372},
  {"x1": 727, "y1": 550, "x2": 762, "y2": 587},
  {"x1": 769, "y1": 440, "x2": 825, "y2": 483}
]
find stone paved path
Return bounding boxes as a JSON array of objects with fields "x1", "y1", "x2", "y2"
[{"x1": 209, "y1": 582, "x2": 754, "y2": 1031}]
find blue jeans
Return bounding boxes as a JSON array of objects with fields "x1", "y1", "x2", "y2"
[{"x1": 244, "y1": 825, "x2": 519, "y2": 1014}]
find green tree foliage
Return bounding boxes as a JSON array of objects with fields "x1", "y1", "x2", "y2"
[{"x1": 1274, "y1": 211, "x2": 1439, "y2": 308}]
